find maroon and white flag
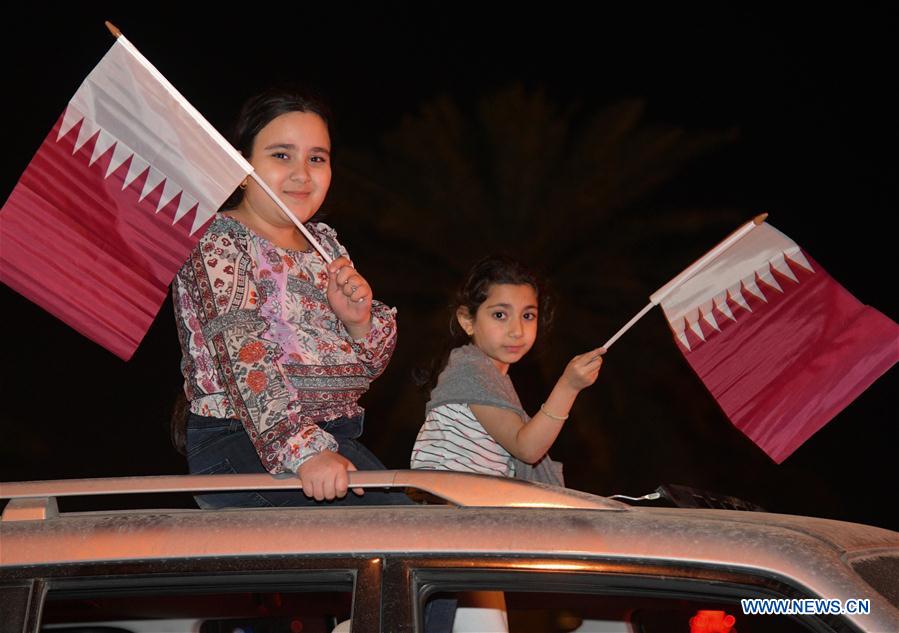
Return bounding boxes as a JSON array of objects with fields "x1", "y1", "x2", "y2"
[
  {"x1": 0, "y1": 35, "x2": 252, "y2": 360},
  {"x1": 655, "y1": 221, "x2": 899, "y2": 463}
]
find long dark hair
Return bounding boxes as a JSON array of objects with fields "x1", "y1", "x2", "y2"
[
  {"x1": 220, "y1": 86, "x2": 334, "y2": 211},
  {"x1": 170, "y1": 390, "x2": 189, "y2": 456},
  {"x1": 414, "y1": 255, "x2": 554, "y2": 389}
]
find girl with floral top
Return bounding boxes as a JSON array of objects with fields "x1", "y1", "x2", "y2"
[{"x1": 173, "y1": 89, "x2": 402, "y2": 507}]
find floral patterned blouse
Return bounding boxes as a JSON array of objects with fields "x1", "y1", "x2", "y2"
[{"x1": 173, "y1": 216, "x2": 397, "y2": 474}]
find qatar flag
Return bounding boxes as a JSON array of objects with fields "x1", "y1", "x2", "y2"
[
  {"x1": 0, "y1": 35, "x2": 251, "y2": 360},
  {"x1": 656, "y1": 222, "x2": 899, "y2": 463}
]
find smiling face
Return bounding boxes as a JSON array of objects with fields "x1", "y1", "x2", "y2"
[
  {"x1": 239, "y1": 110, "x2": 332, "y2": 228},
  {"x1": 457, "y1": 283, "x2": 539, "y2": 374}
]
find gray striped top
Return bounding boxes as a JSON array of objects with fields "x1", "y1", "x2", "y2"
[{"x1": 410, "y1": 344, "x2": 527, "y2": 477}]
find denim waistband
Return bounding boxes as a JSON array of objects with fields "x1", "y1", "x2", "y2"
[
  {"x1": 187, "y1": 412, "x2": 364, "y2": 439},
  {"x1": 187, "y1": 412, "x2": 242, "y2": 429}
]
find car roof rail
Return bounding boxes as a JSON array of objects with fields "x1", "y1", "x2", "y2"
[{"x1": 0, "y1": 470, "x2": 628, "y2": 521}]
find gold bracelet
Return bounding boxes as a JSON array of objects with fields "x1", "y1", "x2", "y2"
[{"x1": 540, "y1": 403, "x2": 569, "y2": 421}]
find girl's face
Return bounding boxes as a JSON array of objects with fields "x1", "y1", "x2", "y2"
[
  {"x1": 458, "y1": 283, "x2": 539, "y2": 374},
  {"x1": 241, "y1": 110, "x2": 331, "y2": 227}
]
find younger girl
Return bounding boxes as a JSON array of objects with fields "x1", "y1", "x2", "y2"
[{"x1": 410, "y1": 256, "x2": 604, "y2": 481}]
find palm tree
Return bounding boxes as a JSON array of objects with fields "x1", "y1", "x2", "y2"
[{"x1": 327, "y1": 84, "x2": 757, "y2": 496}]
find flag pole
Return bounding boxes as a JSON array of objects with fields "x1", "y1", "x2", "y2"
[
  {"x1": 600, "y1": 301, "x2": 655, "y2": 350},
  {"x1": 105, "y1": 21, "x2": 122, "y2": 38},
  {"x1": 600, "y1": 213, "x2": 768, "y2": 351}
]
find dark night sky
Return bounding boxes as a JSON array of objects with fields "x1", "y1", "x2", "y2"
[{"x1": 2, "y1": 6, "x2": 897, "y2": 528}]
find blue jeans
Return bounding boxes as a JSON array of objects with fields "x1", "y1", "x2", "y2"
[{"x1": 186, "y1": 413, "x2": 411, "y2": 508}]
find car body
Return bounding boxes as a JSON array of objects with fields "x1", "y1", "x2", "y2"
[{"x1": 1, "y1": 471, "x2": 898, "y2": 633}]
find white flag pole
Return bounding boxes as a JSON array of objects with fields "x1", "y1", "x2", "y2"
[
  {"x1": 600, "y1": 301, "x2": 655, "y2": 350},
  {"x1": 249, "y1": 172, "x2": 334, "y2": 263},
  {"x1": 600, "y1": 213, "x2": 768, "y2": 351}
]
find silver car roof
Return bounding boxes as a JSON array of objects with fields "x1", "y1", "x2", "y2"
[{"x1": 3, "y1": 471, "x2": 898, "y2": 632}]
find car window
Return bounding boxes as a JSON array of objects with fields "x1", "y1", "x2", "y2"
[
  {"x1": 0, "y1": 584, "x2": 34, "y2": 633},
  {"x1": 409, "y1": 563, "x2": 852, "y2": 633},
  {"x1": 422, "y1": 589, "x2": 823, "y2": 633},
  {"x1": 38, "y1": 574, "x2": 354, "y2": 633}
]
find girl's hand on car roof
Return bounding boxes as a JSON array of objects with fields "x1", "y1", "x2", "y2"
[{"x1": 298, "y1": 450, "x2": 364, "y2": 500}]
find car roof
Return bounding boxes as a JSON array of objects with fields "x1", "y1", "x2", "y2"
[
  {"x1": 2, "y1": 471, "x2": 895, "y2": 560},
  {"x1": 3, "y1": 471, "x2": 898, "y2": 632}
]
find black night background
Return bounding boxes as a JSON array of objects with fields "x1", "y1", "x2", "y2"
[{"x1": 1, "y1": 5, "x2": 896, "y2": 529}]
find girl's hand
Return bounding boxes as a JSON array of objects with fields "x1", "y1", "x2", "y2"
[
  {"x1": 297, "y1": 450, "x2": 364, "y2": 501},
  {"x1": 560, "y1": 347, "x2": 605, "y2": 391},
  {"x1": 326, "y1": 256, "x2": 373, "y2": 338}
]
